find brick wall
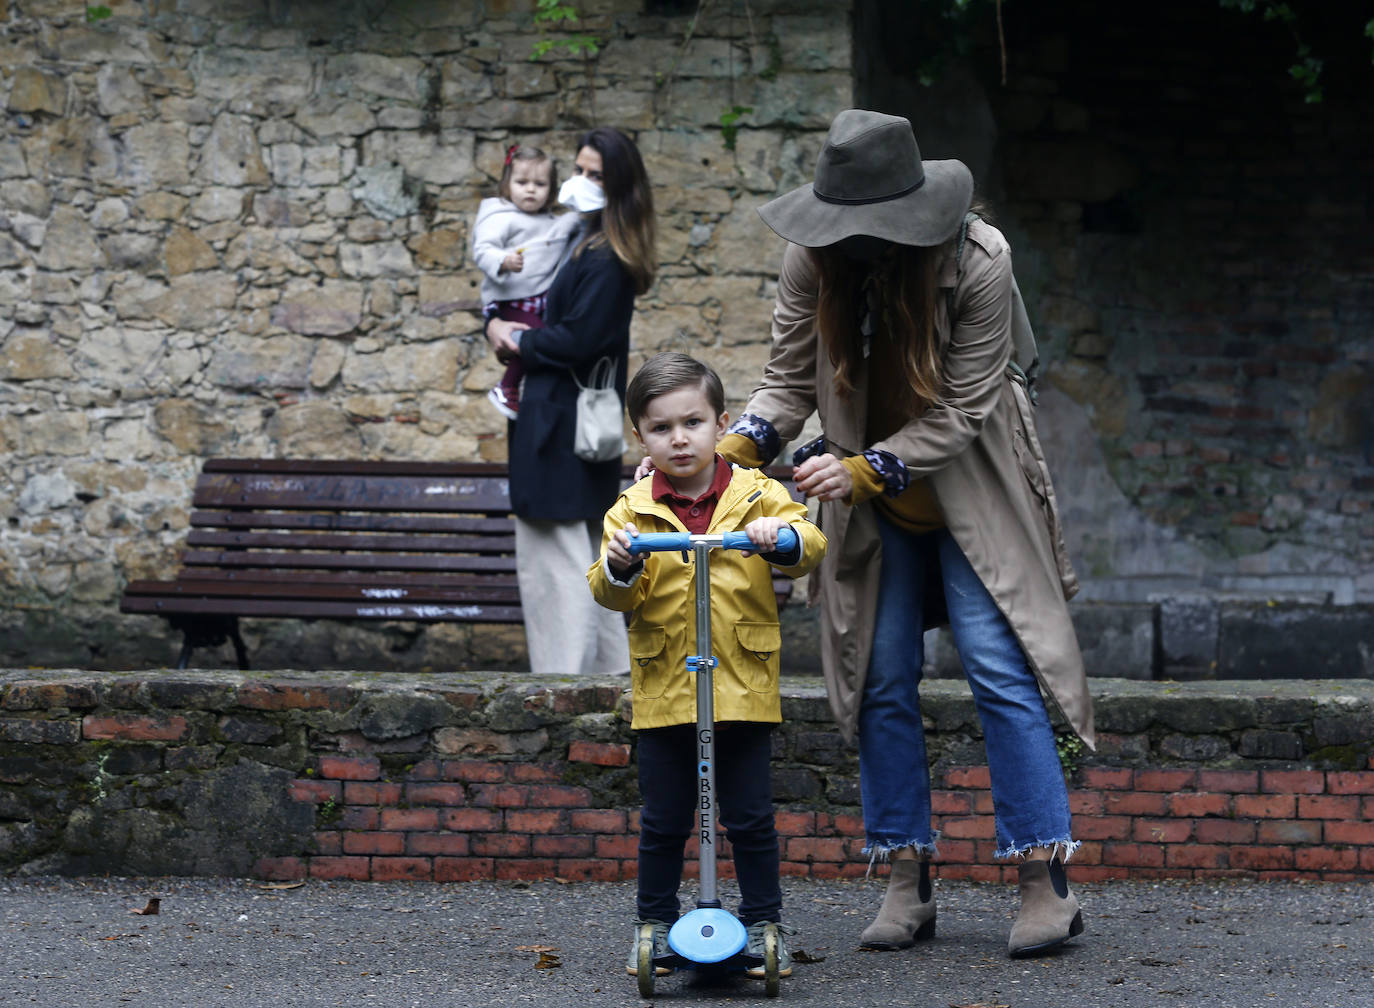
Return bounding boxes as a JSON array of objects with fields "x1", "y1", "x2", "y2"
[
  {"x1": 261, "y1": 755, "x2": 1374, "y2": 885},
  {"x1": 3, "y1": 670, "x2": 1371, "y2": 881}
]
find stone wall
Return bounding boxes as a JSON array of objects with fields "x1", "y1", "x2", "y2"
[
  {"x1": 2, "y1": 669, "x2": 1372, "y2": 881},
  {"x1": 0, "y1": 0, "x2": 848, "y2": 667},
  {"x1": 3, "y1": 0, "x2": 1372, "y2": 674}
]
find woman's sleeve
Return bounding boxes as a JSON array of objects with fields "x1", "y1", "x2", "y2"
[
  {"x1": 519, "y1": 248, "x2": 636, "y2": 371},
  {"x1": 871, "y1": 241, "x2": 1013, "y2": 479},
  {"x1": 730, "y1": 243, "x2": 822, "y2": 460}
]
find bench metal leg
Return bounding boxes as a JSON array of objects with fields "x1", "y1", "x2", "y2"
[
  {"x1": 229, "y1": 620, "x2": 250, "y2": 671},
  {"x1": 168, "y1": 614, "x2": 251, "y2": 671}
]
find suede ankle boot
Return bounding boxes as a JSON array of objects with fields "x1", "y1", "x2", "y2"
[
  {"x1": 859, "y1": 859, "x2": 936, "y2": 950},
  {"x1": 1008, "y1": 856, "x2": 1084, "y2": 958}
]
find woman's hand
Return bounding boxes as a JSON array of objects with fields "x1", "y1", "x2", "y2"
[
  {"x1": 633, "y1": 455, "x2": 655, "y2": 481},
  {"x1": 485, "y1": 318, "x2": 527, "y2": 359},
  {"x1": 794, "y1": 453, "x2": 852, "y2": 502}
]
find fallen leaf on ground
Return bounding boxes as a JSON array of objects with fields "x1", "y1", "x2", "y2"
[
  {"x1": 251, "y1": 881, "x2": 305, "y2": 891},
  {"x1": 951, "y1": 1002, "x2": 1010, "y2": 1008},
  {"x1": 534, "y1": 951, "x2": 562, "y2": 969},
  {"x1": 130, "y1": 899, "x2": 160, "y2": 916},
  {"x1": 793, "y1": 949, "x2": 826, "y2": 964}
]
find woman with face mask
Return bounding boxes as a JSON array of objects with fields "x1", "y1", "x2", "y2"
[
  {"x1": 718, "y1": 109, "x2": 1094, "y2": 959},
  {"x1": 484, "y1": 127, "x2": 656, "y2": 678}
]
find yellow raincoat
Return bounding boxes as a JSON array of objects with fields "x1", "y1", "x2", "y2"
[{"x1": 588, "y1": 465, "x2": 826, "y2": 730}]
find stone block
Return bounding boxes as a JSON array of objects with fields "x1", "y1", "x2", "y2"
[
  {"x1": 0, "y1": 718, "x2": 81, "y2": 744},
  {"x1": 1218, "y1": 603, "x2": 1374, "y2": 679},
  {"x1": 356, "y1": 693, "x2": 452, "y2": 741},
  {"x1": 7, "y1": 68, "x2": 66, "y2": 115},
  {"x1": 1237, "y1": 729, "x2": 1304, "y2": 761},
  {"x1": 1157, "y1": 595, "x2": 1218, "y2": 679},
  {"x1": 1071, "y1": 601, "x2": 1155, "y2": 679}
]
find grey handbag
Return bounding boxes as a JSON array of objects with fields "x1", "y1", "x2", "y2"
[{"x1": 571, "y1": 356, "x2": 625, "y2": 463}]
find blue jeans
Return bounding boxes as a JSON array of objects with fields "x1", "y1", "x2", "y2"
[{"x1": 859, "y1": 515, "x2": 1074, "y2": 860}]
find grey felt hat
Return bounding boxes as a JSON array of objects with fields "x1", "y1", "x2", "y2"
[{"x1": 757, "y1": 109, "x2": 973, "y2": 249}]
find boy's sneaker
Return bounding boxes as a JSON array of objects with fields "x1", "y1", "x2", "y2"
[
  {"x1": 744, "y1": 921, "x2": 795, "y2": 978},
  {"x1": 487, "y1": 384, "x2": 519, "y2": 420},
  {"x1": 625, "y1": 919, "x2": 673, "y2": 976}
]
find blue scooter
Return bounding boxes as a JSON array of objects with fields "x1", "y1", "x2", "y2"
[{"x1": 626, "y1": 526, "x2": 798, "y2": 999}]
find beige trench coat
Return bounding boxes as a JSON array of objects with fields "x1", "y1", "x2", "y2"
[{"x1": 741, "y1": 221, "x2": 1095, "y2": 748}]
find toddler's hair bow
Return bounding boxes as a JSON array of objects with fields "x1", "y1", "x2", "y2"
[{"x1": 504, "y1": 144, "x2": 519, "y2": 167}]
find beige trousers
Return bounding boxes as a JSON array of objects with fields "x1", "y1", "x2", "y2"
[{"x1": 514, "y1": 516, "x2": 630, "y2": 677}]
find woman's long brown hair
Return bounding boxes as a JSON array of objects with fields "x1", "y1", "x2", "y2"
[
  {"x1": 574, "y1": 127, "x2": 656, "y2": 295},
  {"x1": 813, "y1": 241, "x2": 946, "y2": 416}
]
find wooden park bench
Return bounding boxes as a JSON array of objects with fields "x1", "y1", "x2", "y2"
[{"x1": 120, "y1": 458, "x2": 801, "y2": 670}]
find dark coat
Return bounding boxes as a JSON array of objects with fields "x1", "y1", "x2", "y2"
[{"x1": 508, "y1": 238, "x2": 635, "y2": 520}]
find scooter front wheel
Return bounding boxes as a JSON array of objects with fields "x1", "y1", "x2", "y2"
[
  {"x1": 763, "y1": 924, "x2": 780, "y2": 997},
  {"x1": 636, "y1": 924, "x2": 655, "y2": 998}
]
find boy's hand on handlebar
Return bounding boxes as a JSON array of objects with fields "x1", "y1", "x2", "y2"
[
  {"x1": 794, "y1": 453, "x2": 852, "y2": 502},
  {"x1": 740, "y1": 516, "x2": 789, "y2": 557},
  {"x1": 607, "y1": 523, "x2": 643, "y2": 580}
]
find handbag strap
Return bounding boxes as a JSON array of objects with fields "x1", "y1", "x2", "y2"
[{"x1": 570, "y1": 356, "x2": 617, "y2": 391}]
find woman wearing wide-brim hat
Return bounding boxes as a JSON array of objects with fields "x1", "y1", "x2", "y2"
[{"x1": 718, "y1": 109, "x2": 1094, "y2": 958}]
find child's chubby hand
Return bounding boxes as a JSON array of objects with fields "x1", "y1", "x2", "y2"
[
  {"x1": 501, "y1": 250, "x2": 525, "y2": 273},
  {"x1": 607, "y1": 522, "x2": 644, "y2": 580},
  {"x1": 740, "y1": 516, "x2": 790, "y2": 557}
]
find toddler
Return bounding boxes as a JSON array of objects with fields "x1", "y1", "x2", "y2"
[{"x1": 471, "y1": 144, "x2": 579, "y2": 418}]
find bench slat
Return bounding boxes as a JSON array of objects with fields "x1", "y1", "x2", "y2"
[
  {"x1": 184, "y1": 529, "x2": 516, "y2": 554},
  {"x1": 190, "y1": 511, "x2": 514, "y2": 535},
  {"x1": 192, "y1": 471, "x2": 513, "y2": 514},
  {"x1": 162, "y1": 569, "x2": 520, "y2": 589},
  {"x1": 178, "y1": 549, "x2": 517, "y2": 573},
  {"x1": 202, "y1": 459, "x2": 506, "y2": 477},
  {"x1": 123, "y1": 578, "x2": 521, "y2": 604},
  {"x1": 121, "y1": 594, "x2": 524, "y2": 623}
]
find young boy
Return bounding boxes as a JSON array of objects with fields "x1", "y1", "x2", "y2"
[{"x1": 586, "y1": 352, "x2": 826, "y2": 981}]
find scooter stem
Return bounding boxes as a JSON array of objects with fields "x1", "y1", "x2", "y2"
[{"x1": 691, "y1": 539, "x2": 722, "y2": 909}]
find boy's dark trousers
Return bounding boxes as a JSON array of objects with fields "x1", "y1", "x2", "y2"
[{"x1": 635, "y1": 722, "x2": 781, "y2": 925}]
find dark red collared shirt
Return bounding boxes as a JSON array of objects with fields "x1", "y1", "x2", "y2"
[{"x1": 652, "y1": 456, "x2": 733, "y2": 534}]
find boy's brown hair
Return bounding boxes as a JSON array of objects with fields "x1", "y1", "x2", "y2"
[{"x1": 625, "y1": 352, "x2": 726, "y2": 430}]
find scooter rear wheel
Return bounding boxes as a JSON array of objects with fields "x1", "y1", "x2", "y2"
[
  {"x1": 763, "y1": 924, "x2": 780, "y2": 997},
  {"x1": 636, "y1": 924, "x2": 655, "y2": 998}
]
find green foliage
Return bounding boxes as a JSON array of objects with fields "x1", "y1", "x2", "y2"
[
  {"x1": 315, "y1": 796, "x2": 341, "y2": 826},
  {"x1": 85, "y1": 5, "x2": 112, "y2": 22},
  {"x1": 718, "y1": 104, "x2": 752, "y2": 150},
  {"x1": 1216, "y1": 0, "x2": 1374, "y2": 103},
  {"x1": 1055, "y1": 732, "x2": 1086, "y2": 777},
  {"x1": 530, "y1": 0, "x2": 601, "y2": 61}
]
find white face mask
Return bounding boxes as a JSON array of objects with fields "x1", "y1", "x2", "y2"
[{"x1": 558, "y1": 173, "x2": 606, "y2": 214}]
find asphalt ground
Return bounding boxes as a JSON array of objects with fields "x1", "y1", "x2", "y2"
[{"x1": 2, "y1": 874, "x2": 1371, "y2": 1008}]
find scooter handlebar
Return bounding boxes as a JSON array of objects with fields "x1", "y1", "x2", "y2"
[{"x1": 626, "y1": 525, "x2": 798, "y2": 556}]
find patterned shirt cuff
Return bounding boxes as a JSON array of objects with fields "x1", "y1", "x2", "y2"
[
  {"x1": 724, "y1": 414, "x2": 781, "y2": 466},
  {"x1": 864, "y1": 449, "x2": 910, "y2": 496}
]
